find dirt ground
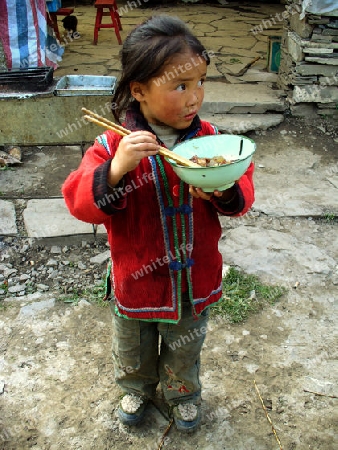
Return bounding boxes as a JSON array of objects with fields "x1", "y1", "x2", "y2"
[{"x1": 0, "y1": 117, "x2": 337, "y2": 450}]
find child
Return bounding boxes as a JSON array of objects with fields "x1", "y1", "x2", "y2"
[{"x1": 62, "y1": 15, "x2": 254, "y2": 432}]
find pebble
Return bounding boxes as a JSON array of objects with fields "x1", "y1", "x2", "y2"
[
  {"x1": 19, "y1": 274, "x2": 30, "y2": 281},
  {"x1": 50, "y1": 246, "x2": 62, "y2": 254},
  {"x1": 47, "y1": 259, "x2": 58, "y2": 266},
  {"x1": 0, "y1": 238, "x2": 108, "y2": 300},
  {"x1": 36, "y1": 284, "x2": 50, "y2": 291}
]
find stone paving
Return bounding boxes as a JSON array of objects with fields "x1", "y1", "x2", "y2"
[
  {"x1": 53, "y1": 2, "x2": 287, "y2": 129},
  {"x1": 55, "y1": 1, "x2": 285, "y2": 82}
]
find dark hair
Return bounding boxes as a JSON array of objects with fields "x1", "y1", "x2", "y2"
[{"x1": 111, "y1": 15, "x2": 210, "y2": 122}]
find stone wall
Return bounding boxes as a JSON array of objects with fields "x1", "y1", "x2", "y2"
[{"x1": 278, "y1": 0, "x2": 338, "y2": 117}]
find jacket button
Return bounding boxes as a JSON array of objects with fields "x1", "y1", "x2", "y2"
[{"x1": 173, "y1": 185, "x2": 180, "y2": 197}]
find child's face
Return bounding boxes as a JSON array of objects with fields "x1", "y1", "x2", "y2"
[{"x1": 132, "y1": 51, "x2": 207, "y2": 130}]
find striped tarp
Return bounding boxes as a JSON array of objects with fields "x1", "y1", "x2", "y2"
[{"x1": 0, "y1": 0, "x2": 64, "y2": 69}]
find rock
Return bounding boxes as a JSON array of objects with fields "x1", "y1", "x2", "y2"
[
  {"x1": 203, "y1": 113, "x2": 284, "y2": 134},
  {"x1": 77, "y1": 299, "x2": 91, "y2": 308},
  {"x1": 8, "y1": 284, "x2": 26, "y2": 294},
  {"x1": 47, "y1": 259, "x2": 58, "y2": 266},
  {"x1": 0, "y1": 149, "x2": 22, "y2": 166},
  {"x1": 36, "y1": 283, "x2": 49, "y2": 291},
  {"x1": 8, "y1": 146, "x2": 22, "y2": 162},
  {"x1": 18, "y1": 298, "x2": 55, "y2": 318},
  {"x1": 90, "y1": 250, "x2": 111, "y2": 265},
  {"x1": 4, "y1": 268, "x2": 17, "y2": 278},
  {"x1": 19, "y1": 274, "x2": 30, "y2": 281},
  {"x1": 0, "y1": 200, "x2": 18, "y2": 236},
  {"x1": 50, "y1": 246, "x2": 62, "y2": 254}
]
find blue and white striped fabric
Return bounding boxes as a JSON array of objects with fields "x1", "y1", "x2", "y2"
[{"x1": 0, "y1": 0, "x2": 64, "y2": 69}]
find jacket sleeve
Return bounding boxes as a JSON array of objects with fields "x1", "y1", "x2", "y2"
[
  {"x1": 210, "y1": 162, "x2": 255, "y2": 217},
  {"x1": 62, "y1": 131, "x2": 127, "y2": 225}
]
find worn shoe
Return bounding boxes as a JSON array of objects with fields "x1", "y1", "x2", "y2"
[
  {"x1": 172, "y1": 403, "x2": 201, "y2": 432},
  {"x1": 118, "y1": 393, "x2": 148, "y2": 426}
]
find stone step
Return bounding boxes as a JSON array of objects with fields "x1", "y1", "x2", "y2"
[
  {"x1": 202, "y1": 113, "x2": 285, "y2": 134},
  {"x1": 202, "y1": 82, "x2": 287, "y2": 114}
]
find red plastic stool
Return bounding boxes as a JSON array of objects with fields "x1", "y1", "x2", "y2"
[
  {"x1": 48, "y1": 7, "x2": 74, "y2": 41},
  {"x1": 94, "y1": 0, "x2": 122, "y2": 45}
]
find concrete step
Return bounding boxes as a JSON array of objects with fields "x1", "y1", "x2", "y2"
[
  {"x1": 202, "y1": 113, "x2": 285, "y2": 134},
  {"x1": 202, "y1": 82, "x2": 287, "y2": 114}
]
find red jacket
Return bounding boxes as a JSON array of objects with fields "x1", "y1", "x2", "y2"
[{"x1": 62, "y1": 106, "x2": 255, "y2": 322}]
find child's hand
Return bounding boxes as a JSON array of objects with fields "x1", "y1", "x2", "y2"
[
  {"x1": 108, "y1": 131, "x2": 159, "y2": 186},
  {"x1": 189, "y1": 186, "x2": 236, "y2": 201},
  {"x1": 189, "y1": 186, "x2": 213, "y2": 200}
]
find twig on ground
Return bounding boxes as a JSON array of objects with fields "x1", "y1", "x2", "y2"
[
  {"x1": 304, "y1": 389, "x2": 338, "y2": 399},
  {"x1": 158, "y1": 419, "x2": 173, "y2": 450},
  {"x1": 254, "y1": 380, "x2": 283, "y2": 450}
]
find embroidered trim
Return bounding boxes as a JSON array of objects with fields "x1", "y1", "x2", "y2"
[
  {"x1": 149, "y1": 155, "x2": 177, "y2": 311},
  {"x1": 211, "y1": 124, "x2": 219, "y2": 135},
  {"x1": 97, "y1": 134, "x2": 111, "y2": 155},
  {"x1": 193, "y1": 282, "x2": 223, "y2": 305}
]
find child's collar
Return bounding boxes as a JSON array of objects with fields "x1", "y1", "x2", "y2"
[{"x1": 124, "y1": 101, "x2": 202, "y2": 142}]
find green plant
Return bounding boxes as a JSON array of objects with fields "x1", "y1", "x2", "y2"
[
  {"x1": 211, "y1": 267, "x2": 287, "y2": 323},
  {"x1": 63, "y1": 288, "x2": 82, "y2": 305},
  {"x1": 83, "y1": 278, "x2": 108, "y2": 307},
  {"x1": 0, "y1": 282, "x2": 8, "y2": 294},
  {"x1": 229, "y1": 58, "x2": 242, "y2": 64},
  {"x1": 323, "y1": 211, "x2": 336, "y2": 222},
  {"x1": 62, "y1": 278, "x2": 108, "y2": 308}
]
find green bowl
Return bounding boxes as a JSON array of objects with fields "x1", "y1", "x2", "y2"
[{"x1": 167, "y1": 134, "x2": 256, "y2": 192}]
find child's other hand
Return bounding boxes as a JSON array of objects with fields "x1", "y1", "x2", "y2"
[
  {"x1": 109, "y1": 131, "x2": 159, "y2": 185},
  {"x1": 189, "y1": 186, "x2": 235, "y2": 201},
  {"x1": 189, "y1": 186, "x2": 213, "y2": 200}
]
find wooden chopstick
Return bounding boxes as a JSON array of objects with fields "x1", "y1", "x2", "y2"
[
  {"x1": 82, "y1": 107, "x2": 128, "y2": 135},
  {"x1": 81, "y1": 107, "x2": 200, "y2": 168}
]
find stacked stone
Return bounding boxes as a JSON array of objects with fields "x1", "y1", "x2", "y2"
[{"x1": 278, "y1": 1, "x2": 338, "y2": 117}]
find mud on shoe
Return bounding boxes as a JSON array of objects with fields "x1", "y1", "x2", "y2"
[
  {"x1": 118, "y1": 393, "x2": 148, "y2": 426},
  {"x1": 172, "y1": 403, "x2": 201, "y2": 432}
]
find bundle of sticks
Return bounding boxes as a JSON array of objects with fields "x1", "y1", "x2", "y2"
[{"x1": 81, "y1": 107, "x2": 200, "y2": 168}]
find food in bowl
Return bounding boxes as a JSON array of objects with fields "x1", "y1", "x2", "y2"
[
  {"x1": 190, "y1": 155, "x2": 236, "y2": 167},
  {"x1": 167, "y1": 134, "x2": 256, "y2": 192}
]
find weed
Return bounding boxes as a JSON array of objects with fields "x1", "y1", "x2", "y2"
[
  {"x1": 0, "y1": 282, "x2": 8, "y2": 294},
  {"x1": 61, "y1": 279, "x2": 108, "y2": 308},
  {"x1": 211, "y1": 267, "x2": 287, "y2": 323},
  {"x1": 229, "y1": 58, "x2": 242, "y2": 64},
  {"x1": 323, "y1": 211, "x2": 336, "y2": 222},
  {"x1": 83, "y1": 278, "x2": 108, "y2": 307}
]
